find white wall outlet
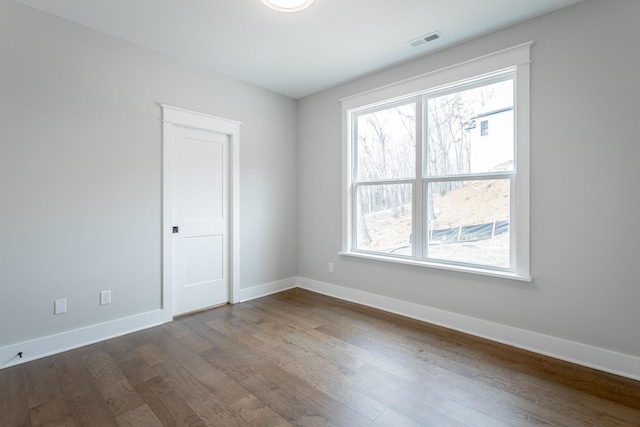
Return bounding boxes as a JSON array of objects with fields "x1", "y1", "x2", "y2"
[
  {"x1": 100, "y1": 290, "x2": 111, "y2": 305},
  {"x1": 54, "y1": 298, "x2": 67, "y2": 315},
  {"x1": 328, "y1": 262, "x2": 334, "y2": 273}
]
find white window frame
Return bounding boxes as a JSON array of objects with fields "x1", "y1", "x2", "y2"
[{"x1": 340, "y1": 42, "x2": 532, "y2": 281}]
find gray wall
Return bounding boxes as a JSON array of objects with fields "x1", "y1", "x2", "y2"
[
  {"x1": 0, "y1": 0, "x2": 297, "y2": 347},
  {"x1": 2, "y1": 0, "x2": 639, "y2": 366},
  {"x1": 297, "y1": 0, "x2": 640, "y2": 358}
]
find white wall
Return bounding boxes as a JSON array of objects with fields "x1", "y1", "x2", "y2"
[
  {"x1": 0, "y1": 0, "x2": 297, "y2": 352},
  {"x1": 298, "y1": 0, "x2": 640, "y2": 363}
]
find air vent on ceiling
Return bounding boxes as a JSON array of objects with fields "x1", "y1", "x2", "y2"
[{"x1": 408, "y1": 31, "x2": 443, "y2": 47}]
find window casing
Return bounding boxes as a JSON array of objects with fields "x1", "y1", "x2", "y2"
[{"x1": 341, "y1": 43, "x2": 531, "y2": 280}]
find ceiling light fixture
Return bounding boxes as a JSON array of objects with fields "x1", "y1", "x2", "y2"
[{"x1": 261, "y1": 0, "x2": 315, "y2": 13}]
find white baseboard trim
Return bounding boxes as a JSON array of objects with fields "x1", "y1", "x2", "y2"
[
  {"x1": 4, "y1": 278, "x2": 638, "y2": 382},
  {"x1": 0, "y1": 309, "x2": 164, "y2": 369},
  {"x1": 298, "y1": 277, "x2": 640, "y2": 381},
  {"x1": 238, "y1": 277, "x2": 298, "y2": 303}
]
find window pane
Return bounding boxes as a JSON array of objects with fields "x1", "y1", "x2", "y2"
[
  {"x1": 426, "y1": 179, "x2": 510, "y2": 268},
  {"x1": 356, "y1": 103, "x2": 416, "y2": 181},
  {"x1": 356, "y1": 183, "x2": 412, "y2": 255},
  {"x1": 426, "y1": 79, "x2": 514, "y2": 176}
]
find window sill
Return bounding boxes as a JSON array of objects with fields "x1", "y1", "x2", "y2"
[{"x1": 338, "y1": 251, "x2": 532, "y2": 282}]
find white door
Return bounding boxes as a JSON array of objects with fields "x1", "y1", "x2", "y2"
[{"x1": 172, "y1": 125, "x2": 229, "y2": 315}]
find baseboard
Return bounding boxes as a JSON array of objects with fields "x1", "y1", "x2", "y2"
[
  {"x1": 0, "y1": 309, "x2": 164, "y2": 369},
  {"x1": 298, "y1": 277, "x2": 640, "y2": 381},
  {"x1": 4, "y1": 278, "x2": 638, "y2": 382},
  {"x1": 238, "y1": 277, "x2": 298, "y2": 302}
]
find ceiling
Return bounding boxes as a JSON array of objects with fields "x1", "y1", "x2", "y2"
[{"x1": 13, "y1": 0, "x2": 583, "y2": 99}]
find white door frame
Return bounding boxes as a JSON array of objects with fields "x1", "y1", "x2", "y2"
[{"x1": 161, "y1": 104, "x2": 241, "y2": 322}]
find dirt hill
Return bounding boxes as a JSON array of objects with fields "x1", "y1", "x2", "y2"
[{"x1": 433, "y1": 178, "x2": 509, "y2": 229}]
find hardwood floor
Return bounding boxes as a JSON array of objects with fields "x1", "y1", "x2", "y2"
[{"x1": 2, "y1": 288, "x2": 639, "y2": 426}]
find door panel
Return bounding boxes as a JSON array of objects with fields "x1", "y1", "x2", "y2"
[
  {"x1": 183, "y1": 137, "x2": 224, "y2": 219},
  {"x1": 184, "y1": 235, "x2": 223, "y2": 286},
  {"x1": 172, "y1": 126, "x2": 229, "y2": 315}
]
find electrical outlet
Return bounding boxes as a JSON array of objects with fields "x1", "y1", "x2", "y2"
[
  {"x1": 54, "y1": 298, "x2": 67, "y2": 315},
  {"x1": 100, "y1": 290, "x2": 111, "y2": 305},
  {"x1": 328, "y1": 262, "x2": 334, "y2": 273}
]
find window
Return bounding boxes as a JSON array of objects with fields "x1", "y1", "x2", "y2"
[
  {"x1": 480, "y1": 120, "x2": 489, "y2": 136},
  {"x1": 341, "y1": 43, "x2": 531, "y2": 280}
]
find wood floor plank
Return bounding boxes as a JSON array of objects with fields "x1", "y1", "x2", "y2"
[
  {"x1": 247, "y1": 297, "x2": 327, "y2": 330},
  {"x1": 210, "y1": 312, "x2": 387, "y2": 421},
  {"x1": 375, "y1": 407, "x2": 427, "y2": 427},
  {"x1": 316, "y1": 321, "x2": 553, "y2": 426},
  {"x1": 134, "y1": 342, "x2": 173, "y2": 367},
  {"x1": 114, "y1": 355, "x2": 157, "y2": 386},
  {"x1": 0, "y1": 365, "x2": 29, "y2": 427},
  {"x1": 198, "y1": 333, "x2": 372, "y2": 426},
  {"x1": 274, "y1": 336, "x2": 386, "y2": 421},
  {"x1": 152, "y1": 359, "x2": 248, "y2": 426},
  {"x1": 313, "y1": 304, "x2": 637, "y2": 427},
  {"x1": 1, "y1": 288, "x2": 639, "y2": 427},
  {"x1": 101, "y1": 336, "x2": 138, "y2": 364},
  {"x1": 115, "y1": 404, "x2": 162, "y2": 427},
  {"x1": 85, "y1": 349, "x2": 127, "y2": 390},
  {"x1": 164, "y1": 319, "x2": 215, "y2": 354},
  {"x1": 206, "y1": 317, "x2": 296, "y2": 367},
  {"x1": 230, "y1": 394, "x2": 293, "y2": 427},
  {"x1": 224, "y1": 301, "x2": 270, "y2": 325},
  {"x1": 28, "y1": 397, "x2": 75, "y2": 427},
  {"x1": 52, "y1": 351, "x2": 118, "y2": 426},
  {"x1": 522, "y1": 370, "x2": 640, "y2": 425},
  {"x1": 199, "y1": 368, "x2": 255, "y2": 407},
  {"x1": 354, "y1": 362, "x2": 527, "y2": 427},
  {"x1": 156, "y1": 325, "x2": 221, "y2": 379},
  {"x1": 23, "y1": 357, "x2": 65, "y2": 410},
  {"x1": 134, "y1": 376, "x2": 206, "y2": 426},
  {"x1": 308, "y1": 287, "x2": 640, "y2": 411},
  {"x1": 100, "y1": 378, "x2": 146, "y2": 417},
  {"x1": 281, "y1": 326, "x2": 366, "y2": 372},
  {"x1": 238, "y1": 370, "x2": 340, "y2": 427}
]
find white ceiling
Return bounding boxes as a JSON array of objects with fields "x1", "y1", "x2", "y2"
[{"x1": 13, "y1": 0, "x2": 583, "y2": 99}]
